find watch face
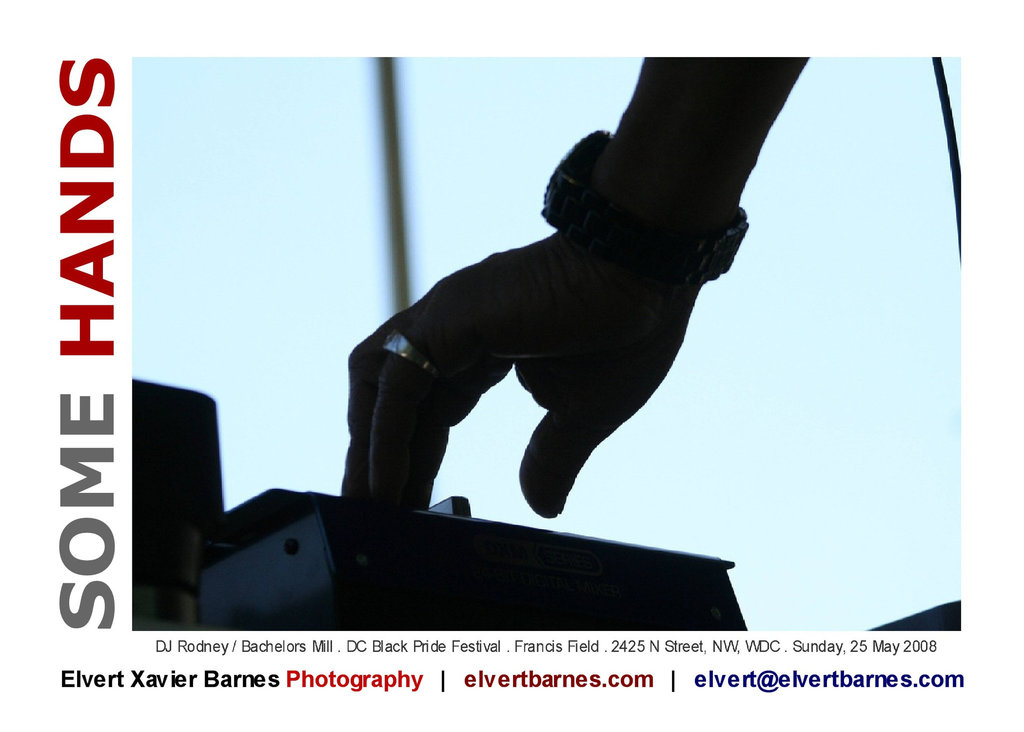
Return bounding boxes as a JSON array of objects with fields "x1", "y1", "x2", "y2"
[{"x1": 561, "y1": 131, "x2": 612, "y2": 180}]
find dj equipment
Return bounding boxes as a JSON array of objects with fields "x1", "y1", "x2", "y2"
[
  {"x1": 133, "y1": 379, "x2": 745, "y2": 630},
  {"x1": 199, "y1": 489, "x2": 746, "y2": 630}
]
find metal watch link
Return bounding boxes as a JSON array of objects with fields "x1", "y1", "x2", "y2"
[{"x1": 542, "y1": 131, "x2": 748, "y2": 286}]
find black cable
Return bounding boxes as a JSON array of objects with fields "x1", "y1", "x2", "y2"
[{"x1": 932, "y1": 57, "x2": 961, "y2": 262}]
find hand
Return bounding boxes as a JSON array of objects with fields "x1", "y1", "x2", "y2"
[{"x1": 342, "y1": 233, "x2": 701, "y2": 517}]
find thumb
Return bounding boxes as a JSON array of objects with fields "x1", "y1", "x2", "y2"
[{"x1": 519, "y1": 413, "x2": 615, "y2": 518}]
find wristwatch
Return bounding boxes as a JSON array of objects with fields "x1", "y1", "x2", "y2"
[{"x1": 542, "y1": 131, "x2": 748, "y2": 286}]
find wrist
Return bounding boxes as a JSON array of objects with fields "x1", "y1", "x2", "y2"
[
  {"x1": 542, "y1": 132, "x2": 748, "y2": 287},
  {"x1": 590, "y1": 134, "x2": 745, "y2": 236}
]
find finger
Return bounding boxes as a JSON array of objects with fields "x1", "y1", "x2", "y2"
[
  {"x1": 369, "y1": 354, "x2": 436, "y2": 505},
  {"x1": 519, "y1": 412, "x2": 616, "y2": 518},
  {"x1": 401, "y1": 414, "x2": 449, "y2": 509},
  {"x1": 342, "y1": 341, "x2": 388, "y2": 499},
  {"x1": 342, "y1": 379, "x2": 376, "y2": 499},
  {"x1": 343, "y1": 304, "x2": 429, "y2": 500}
]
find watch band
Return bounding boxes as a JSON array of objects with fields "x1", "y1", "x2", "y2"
[{"x1": 542, "y1": 131, "x2": 748, "y2": 286}]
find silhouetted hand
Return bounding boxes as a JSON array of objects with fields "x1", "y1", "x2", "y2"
[{"x1": 342, "y1": 232, "x2": 701, "y2": 517}]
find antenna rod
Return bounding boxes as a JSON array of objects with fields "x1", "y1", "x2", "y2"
[{"x1": 377, "y1": 57, "x2": 412, "y2": 311}]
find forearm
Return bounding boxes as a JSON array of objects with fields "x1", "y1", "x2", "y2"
[{"x1": 592, "y1": 57, "x2": 808, "y2": 236}]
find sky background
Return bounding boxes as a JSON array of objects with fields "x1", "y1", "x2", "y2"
[{"x1": 132, "y1": 57, "x2": 961, "y2": 631}]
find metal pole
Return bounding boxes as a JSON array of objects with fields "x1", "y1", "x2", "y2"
[{"x1": 377, "y1": 57, "x2": 412, "y2": 312}]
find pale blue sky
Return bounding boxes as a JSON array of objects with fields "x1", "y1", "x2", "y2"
[{"x1": 133, "y1": 58, "x2": 961, "y2": 630}]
